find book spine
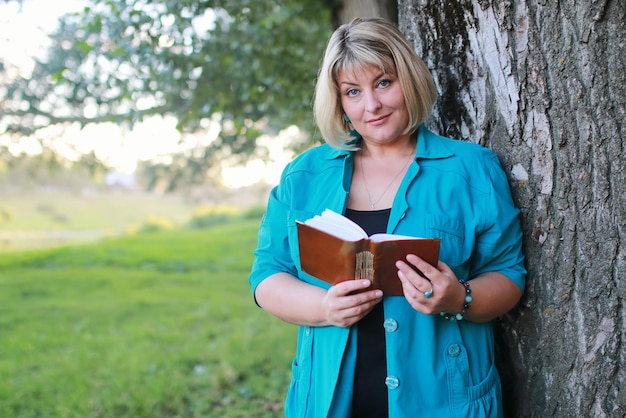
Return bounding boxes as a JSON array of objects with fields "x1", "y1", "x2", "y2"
[{"x1": 354, "y1": 250, "x2": 374, "y2": 281}]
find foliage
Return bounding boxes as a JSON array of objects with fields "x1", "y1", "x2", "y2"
[
  {"x1": 0, "y1": 0, "x2": 335, "y2": 188},
  {"x1": 0, "y1": 146, "x2": 109, "y2": 192},
  {"x1": 0, "y1": 220, "x2": 295, "y2": 417},
  {"x1": 240, "y1": 204, "x2": 266, "y2": 220},
  {"x1": 129, "y1": 215, "x2": 175, "y2": 233},
  {"x1": 0, "y1": 192, "x2": 197, "y2": 229},
  {"x1": 186, "y1": 204, "x2": 240, "y2": 229}
]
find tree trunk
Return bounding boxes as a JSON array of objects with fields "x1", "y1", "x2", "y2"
[
  {"x1": 333, "y1": 0, "x2": 398, "y2": 24},
  {"x1": 397, "y1": 0, "x2": 625, "y2": 416}
]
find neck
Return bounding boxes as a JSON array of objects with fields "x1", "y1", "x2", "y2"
[
  {"x1": 359, "y1": 134, "x2": 416, "y2": 159},
  {"x1": 357, "y1": 147, "x2": 414, "y2": 210}
]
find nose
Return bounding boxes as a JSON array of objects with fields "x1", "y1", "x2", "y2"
[{"x1": 364, "y1": 90, "x2": 382, "y2": 113}]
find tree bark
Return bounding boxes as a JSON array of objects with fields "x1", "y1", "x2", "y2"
[
  {"x1": 332, "y1": 0, "x2": 398, "y2": 25},
  {"x1": 397, "y1": 0, "x2": 625, "y2": 416}
]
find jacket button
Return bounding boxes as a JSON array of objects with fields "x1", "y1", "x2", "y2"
[
  {"x1": 383, "y1": 318, "x2": 398, "y2": 332},
  {"x1": 447, "y1": 343, "x2": 461, "y2": 357},
  {"x1": 385, "y1": 376, "x2": 400, "y2": 389}
]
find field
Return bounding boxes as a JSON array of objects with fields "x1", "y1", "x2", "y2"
[
  {"x1": 0, "y1": 189, "x2": 269, "y2": 251},
  {"x1": 0, "y1": 192, "x2": 295, "y2": 417}
]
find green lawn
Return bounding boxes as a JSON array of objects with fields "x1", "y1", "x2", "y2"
[
  {"x1": 0, "y1": 218, "x2": 295, "y2": 417},
  {"x1": 0, "y1": 192, "x2": 200, "y2": 231},
  {"x1": 0, "y1": 192, "x2": 203, "y2": 251}
]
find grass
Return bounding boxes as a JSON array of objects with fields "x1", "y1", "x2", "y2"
[
  {"x1": 0, "y1": 192, "x2": 198, "y2": 231},
  {"x1": 0, "y1": 217, "x2": 296, "y2": 417},
  {"x1": 0, "y1": 190, "x2": 270, "y2": 251},
  {"x1": 0, "y1": 192, "x2": 202, "y2": 251}
]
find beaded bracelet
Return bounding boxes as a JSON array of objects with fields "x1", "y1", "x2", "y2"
[{"x1": 440, "y1": 281, "x2": 473, "y2": 321}]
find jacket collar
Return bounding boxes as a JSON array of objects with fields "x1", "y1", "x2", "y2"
[{"x1": 415, "y1": 124, "x2": 455, "y2": 160}]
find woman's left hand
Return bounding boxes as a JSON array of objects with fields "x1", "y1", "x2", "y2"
[{"x1": 395, "y1": 254, "x2": 464, "y2": 315}]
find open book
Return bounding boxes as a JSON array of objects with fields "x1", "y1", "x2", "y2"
[{"x1": 296, "y1": 209, "x2": 441, "y2": 296}]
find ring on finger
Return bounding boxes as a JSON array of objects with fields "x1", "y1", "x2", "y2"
[{"x1": 424, "y1": 286, "x2": 433, "y2": 299}]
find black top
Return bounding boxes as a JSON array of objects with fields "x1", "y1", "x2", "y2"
[{"x1": 345, "y1": 208, "x2": 390, "y2": 418}]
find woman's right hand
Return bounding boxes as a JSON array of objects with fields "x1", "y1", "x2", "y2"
[
  {"x1": 255, "y1": 273, "x2": 382, "y2": 327},
  {"x1": 321, "y1": 280, "x2": 383, "y2": 327}
]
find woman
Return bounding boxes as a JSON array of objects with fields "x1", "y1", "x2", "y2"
[{"x1": 249, "y1": 17, "x2": 526, "y2": 418}]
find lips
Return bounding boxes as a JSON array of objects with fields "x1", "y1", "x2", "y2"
[{"x1": 367, "y1": 114, "x2": 391, "y2": 125}]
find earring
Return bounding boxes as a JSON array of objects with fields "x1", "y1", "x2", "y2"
[{"x1": 343, "y1": 114, "x2": 351, "y2": 123}]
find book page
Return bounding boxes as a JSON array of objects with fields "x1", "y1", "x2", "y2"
[
  {"x1": 300, "y1": 209, "x2": 367, "y2": 241},
  {"x1": 369, "y1": 233, "x2": 422, "y2": 242}
]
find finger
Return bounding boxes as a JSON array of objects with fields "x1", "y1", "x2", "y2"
[
  {"x1": 396, "y1": 271, "x2": 430, "y2": 313},
  {"x1": 327, "y1": 283, "x2": 382, "y2": 312},
  {"x1": 436, "y1": 260, "x2": 456, "y2": 279},
  {"x1": 331, "y1": 279, "x2": 375, "y2": 296},
  {"x1": 396, "y1": 259, "x2": 432, "y2": 291},
  {"x1": 405, "y1": 254, "x2": 440, "y2": 279},
  {"x1": 398, "y1": 269, "x2": 433, "y2": 301},
  {"x1": 326, "y1": 291, "x2": 382, "y2": 327}
]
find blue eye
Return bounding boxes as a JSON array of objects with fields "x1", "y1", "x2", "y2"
[
  {"x1": 378, "y1": 79, "x2": 391, "y2": 88},
  {"x1": 346, "y1": 88, "x2": 359, "y2": 97}
]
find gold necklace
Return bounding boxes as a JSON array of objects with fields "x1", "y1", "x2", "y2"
[{"x1": 360, "y1": 150, "x2": 414, "y2": 210}]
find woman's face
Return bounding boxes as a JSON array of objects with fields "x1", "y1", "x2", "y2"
[{"x1": 338, "y1": 63, "x2": 410, "y2": 146}]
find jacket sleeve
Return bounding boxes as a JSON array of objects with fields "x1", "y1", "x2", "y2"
[
  {"x1": 470, "y1": 151, "x2": 526, "y2": 292},
  {"x1": 248, "y1": 169, "x2": 299, "y2": 304}
]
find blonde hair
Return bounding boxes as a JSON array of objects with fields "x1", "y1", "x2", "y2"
[{"x1": 313, "y1": 17, "x2": 438, "y2": 149}]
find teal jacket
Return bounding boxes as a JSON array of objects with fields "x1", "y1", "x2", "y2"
[{"x1": 249, "y1": 125, "x2": 526, "y2": 417}]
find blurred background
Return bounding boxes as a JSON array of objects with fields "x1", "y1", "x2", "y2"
[
  {"x1": 0, "y1": 0, "x2": 326, "y2": 251},
  {"x1": 0, "y1": 1, "x2": 373, "y2": 416}
]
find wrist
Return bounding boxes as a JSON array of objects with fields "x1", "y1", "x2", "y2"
[{"x1": 440, "y1": 280, "x2": 473, "y2": 321}]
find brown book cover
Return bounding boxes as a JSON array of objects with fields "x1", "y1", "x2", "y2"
[{"x1": 296, "y1": 210, "x2": 441, "y2": 296}]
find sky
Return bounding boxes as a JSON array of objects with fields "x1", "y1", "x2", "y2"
[
  {"x1": 0, "y1": 0, "x2": 86, "y2": 66},
  {"x1": 0, "y1": 0, "x2": 291, "y2": 187}
]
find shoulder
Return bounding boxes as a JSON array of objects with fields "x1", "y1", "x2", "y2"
[
  {"x1": 421, "y1": 127, "x2": 502, "y2": 168},
  {"x1": 419, "y1": 127, "x2": 509, "y2": 192},
  {"x1": 425, "y1": 128, "x2": 496, "y2": 159},
  {"x1": 282, "y1": 143, "x2": 349, "y2": 175},
  {"x1": 271, "y1": 144, "x2": 350, "y2": 209}
]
